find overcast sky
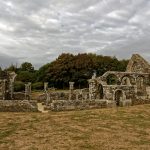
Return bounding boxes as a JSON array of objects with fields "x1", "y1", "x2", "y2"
[{"x1": 0, "y1": 0, "x2": 150, "y2": 68}]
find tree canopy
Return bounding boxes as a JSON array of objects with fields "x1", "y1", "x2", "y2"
[
  {"x1": 36, "y1": 53, "x2": 128, "y2": 89},
  {"x1": 2, "y1": 53, "x2": 129, "y2": 90},
  {"x1": 20, "y1": 62, "x2": 34, "y2": 72}
]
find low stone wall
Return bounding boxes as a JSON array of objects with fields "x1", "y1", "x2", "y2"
[
  {"x1": 0, "y1": 100, "x2": 38, "y2": 112},
  {"x1": 132, "y1": 98, "x2": 150, "y2": 105},
  {"x1": 37, "y1": 92, "x2": 70, "y2": 102},
  {"x1": 13, "y1": 92, "x2": 25, "y2": 100},
  {"x1": 120, "y1": 99, "x2": 132, "y2": 107},
  {"x1": 50, "y1": 92, "x2": 69, "y2": 100},
  {"x1": 38, "y1": 94, "x2": 46, "y2": 102},
  {"x1": 49, "y1": 100, "x2": 115, "y2": 111}
]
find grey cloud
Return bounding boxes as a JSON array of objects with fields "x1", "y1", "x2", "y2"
[
  {"x1": 0, "y1": 52, "x2": 18, "y2": 68},
  {"x1": 0, "y1": 0, "x2": 150, "y2": 69}
]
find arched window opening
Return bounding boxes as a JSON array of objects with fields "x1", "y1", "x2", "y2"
[
  {"x1": 115, "y1": 90, "x2": 123, "y2": 106},
  {"x1": 98, "y1": 84, "x2": 103, "y2": 99},
  {"x1": 106, "y1": 74, "x2": 118, "y2": 85}
]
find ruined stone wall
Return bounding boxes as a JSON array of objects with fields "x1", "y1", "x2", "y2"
[
  {"x1": 37, "y1": 94, "x2": 46, "y2": 102},
  {"x1": 49, "y1": 99, "x2": 115, "y2": 111},
  {"x1": 126, "y1": 54, "x2": 150, "y2": 73},
  {"x1": 132, "y1": 98, "x2": 150, "y2": 105},
  {"x1": 146, "y1": 87, "x2": 150, "y2": 99},
  {"x1": 13, "y1": 92, "x2": 25, "y2": 100},
  {"x1": 103, "y1": 85, "x2": 136, "y2": 100},
  {"x1": 0, "y1": 71, "x2": 17, "y2": 100},
  {"x1": 50, "y1": 92, "x2": 69, "y2": 100},
  {"x1": 0, "y1": 100, "x2": 38, "y2": 112},
  {"x1": 37, "y1": 89, "x2": 90, "y2": 102}
]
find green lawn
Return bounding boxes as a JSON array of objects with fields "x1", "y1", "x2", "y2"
[{"x1": 0, "y1": 105, "x2": 150, "y2": 150}]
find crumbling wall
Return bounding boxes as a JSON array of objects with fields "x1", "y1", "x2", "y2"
[
  {"x1": 50, "y1": 92, "x2": 69, "y2": 100},
  {"x1": 103, "y1": 85, "x2": 136, "y2": 100},
  {"x1": 132, "y1": 99, "x2": 150, "y2": 105},
  {"x1": 13, "y1": 92, "x2": 25, "y2": 100},
  {"x1": 126, "y1": 54, "x2": 150, "y2": 73},
  {"x1": 49, "y1": 100, "x2": 115, "y2": 111},
  {"x1": 0, "y1": 100, "x2": 38, "y2": 112}
]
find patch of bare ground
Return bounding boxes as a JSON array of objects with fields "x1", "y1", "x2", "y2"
[{"x1": 0, "y1": 105, "x2": 150, "y2": 150}]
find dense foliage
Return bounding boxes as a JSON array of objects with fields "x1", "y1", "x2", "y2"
[
  {"x1": 36, "y1": 53, "x2": 128, "y2": 89},
  {"x1": 14, "y1": 81, "x2": 25, "y2": 92},
  {"x1": 32, "y1": 82, "x2": 44, "y2": 90},
  {"x1": 3, "y1": 53, "x2": 128, "y2": 90}
]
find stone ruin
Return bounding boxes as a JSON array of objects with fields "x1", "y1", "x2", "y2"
[
  {"x1": 41, "y1": 54, "x2": 150, "y2": 111},
  {"x1": 0, "y1": 71, "x2": 17, "y2": 100},
  {"x1": 87, "y1": 54, "x2": 150, "y2": 107},
  {"x1": 0, "y1": 72, "x2": 37, "y2": 112},
  {"x1": 0, "y1": 54, "x2": 149, "y2": 112}
]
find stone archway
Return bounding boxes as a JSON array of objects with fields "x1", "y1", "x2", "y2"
[
  {"x1": 121, "y1": 76, "x2": 131, "y2": 85},
  {"x1": 121, "y1": 75, "x2": 135, "y2": 86},
  {"x1": 136, "y1": 76, "x2": 144, "y2": 88},
  {"x1": 106, "y1": 74, "x2": 119, "y2": 85},
  {"x1": 114, "y1": 90, "x2": 123, "y2": 106},
  {"x1": 98, "y1": 84, "x2": 103, "y2": 99}
]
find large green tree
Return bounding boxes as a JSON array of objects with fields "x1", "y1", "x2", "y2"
[
  {"x1": 20, "y1": 62, "x2": 34, "y2": 72},
  {"x1": 2, "y1": 54, "x2": 128, "y2": 90},
  {"x1": 16, "y1": 71, "x2": 36, "y2": 83},
  {"x1": 36, "y1": 53, "x2": 128, "y2": 89}
]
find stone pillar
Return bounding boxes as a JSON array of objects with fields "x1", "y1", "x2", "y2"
[
  {"x1": 28, "y1": 82, "x2": 31, "y2": 98},
  {"x1": 92, "y1": 72, "x2": 96, "y2": 79},
  {"x1": 25, "y1": 82, "x2": 31, "y2": 100},
  {"x1": 69, "y1": 82, "x2": 74, "y2": 100},
  {"x1": 25, "y1": 84, "x2": 28, "y2": 100},
  {"x1": 88, "y1": 79, "x2": 97, "y2": 100},
  {"x1": 44, "y1": 82, "x2": 48, "y2": 92},
  {"x1": 9, "y1": 72, "x2": 17, "y2": 100},
  {"x1": 2, "y1": 80, "x2": 7, "y2": 100},
  {"x1": 10, "y1": 81, "x2": 14, "y2": 100},
  {"x1": 44, "y1": 82, "x2": 51, "y2": 105},
  {"x1": 76, "y1": 93, "x2": 79, "y2": 101},
  {"x1": 69, "y1": 82, "x2": 74, "y2": 91}
]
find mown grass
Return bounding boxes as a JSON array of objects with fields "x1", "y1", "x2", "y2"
[
  {"x1": 0, "y1": 122, "x2": 18, "y2": 141},
  {"x1": 0, "y1": 105, "x2": 150, "y2": 149}
]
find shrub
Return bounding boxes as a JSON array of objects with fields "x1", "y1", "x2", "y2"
[
  {"x1": 16, "y1": 71, "x2": 36, "y2": 82},
  {"x1": 32, "y1": 82, "x2": 44, "y2": 90},
  {"x1": 14, "y1": 81, "x2": 25, "y2": 92}
]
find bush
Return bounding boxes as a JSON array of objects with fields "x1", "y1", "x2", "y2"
[
  {"x1": 14, "y1": 81, "x2": 25, "y2": 92},
  {"x1": 32, "y1": 82, "x2": 44, "y2": 90},
  {"x1": 16, "y1": 71, "x2": 36, "y2": 82}
]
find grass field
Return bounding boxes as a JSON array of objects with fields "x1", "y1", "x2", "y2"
[{"x1": 0, "y1": 105, "x2": 150, "y2": 150}]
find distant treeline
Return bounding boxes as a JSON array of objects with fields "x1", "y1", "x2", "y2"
[{"x1": 0, "y1": 53, "x2": 129, "y2": 90}]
